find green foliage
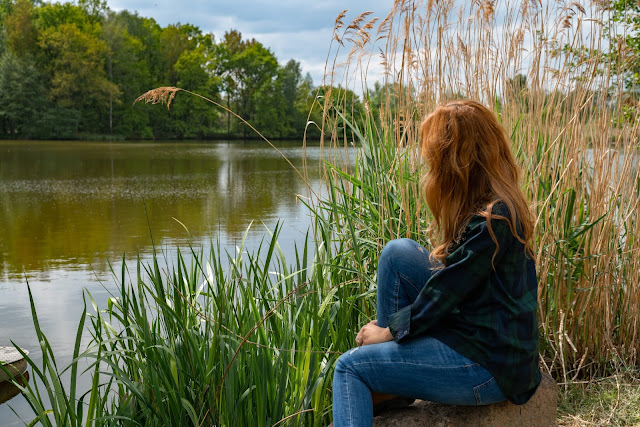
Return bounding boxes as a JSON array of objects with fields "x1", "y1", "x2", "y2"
[
  {"x1": 169, "y1": 48, "x2": 221, "y2": 138},
  {"x1": 213, "y1": 32, "x2": 281, "y2": 137},
  {"x1": 251, "y1": 59, "x2": 309, "y2": 138},
  {"x1": 0, "y1": 51, "x2": 43, "y2": 136},
  {"x1": 584, "y1": 1, "x2": 640, "y2": 121},
  {"x1": 0, "y1": 1, "x2": 317, "y2": 140},
  {"x1": 608, "y1": 0, "x2": 640, "y2": 88},
  {"x1": 101, "y1": 11, "x2": 151, "y2": 137},
  {"x1": 38, "y1": 24, "x2": 118, "y2": 116},
  {"x1": 4, "y1": 0, "x2": 36, "y2": 55},
  {"x1": 308, "y1": 86, "x2": 366, "y2": 140}
]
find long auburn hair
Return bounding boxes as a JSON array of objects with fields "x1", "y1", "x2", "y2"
[{"x1": 420, "y1": 100, "x2": 534, "y2": 265}]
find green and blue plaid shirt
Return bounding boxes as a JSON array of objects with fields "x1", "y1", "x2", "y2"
[{"x1": 387, "y1": 206, "x2": 541, "y2": 404}]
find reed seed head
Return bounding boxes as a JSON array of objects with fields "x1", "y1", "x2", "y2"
[{"x1": 134, "y1": 87, "x2": 181, "y2": 109}]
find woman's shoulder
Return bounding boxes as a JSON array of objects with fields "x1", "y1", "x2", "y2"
[
  {"x1": 459, "y1": 201, "x2": 521, "y2": 247},
  {"x1": 447, "y1": 201, "x2": 524, "y2": 263},
  {"x1": 465, "y1": 201, "x2": 512, "y2": 230}
]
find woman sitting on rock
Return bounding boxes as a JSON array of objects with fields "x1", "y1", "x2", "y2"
[{"x1": 332, "y1": 100, "x2": 541, "y2": 426}]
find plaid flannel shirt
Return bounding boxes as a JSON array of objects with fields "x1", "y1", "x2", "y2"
[{"x1": 387, "y1": 206, "x2": 541, "y2": 404}]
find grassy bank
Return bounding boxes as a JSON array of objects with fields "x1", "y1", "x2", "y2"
[{"x1": 559, "y1": 372, "x2": 640, "y2": 426}]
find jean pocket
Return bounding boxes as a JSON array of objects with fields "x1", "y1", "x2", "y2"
[{"x1": 473, "y1": 376, "x2": 502, "y2": 405}]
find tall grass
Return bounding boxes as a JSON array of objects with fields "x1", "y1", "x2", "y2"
[
  {"x1": 315, "y1": 0, "x2": 640, "y2": 383},
  {"x1": 12, "y1": 223, "x2": 361, "y2": 426}
]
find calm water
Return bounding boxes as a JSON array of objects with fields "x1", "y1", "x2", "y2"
[{"x1": 0, "y1": 140, "x2": 331, "y2": 424}]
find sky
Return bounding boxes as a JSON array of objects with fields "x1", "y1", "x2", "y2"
[{"x1": 108, "y1": 0, "x2": 396, "y2": 87}]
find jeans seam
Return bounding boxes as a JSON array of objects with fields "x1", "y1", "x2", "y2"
[
  {"x1": 388, "y1": 254, "x2": 400, "y2": 314},
  {"x1": 346, "y1": 360, "x2": 481, "y2": 370},
  {"x1": 473, "y1": 376, "x2": 496, "y2": 405},
  {"x1": 394, "y1": 274, "x2": 399, "y2": 313},
  {"x1": 398, "y1": 272, "x2": 421, "y2": 293},
  {"x1": 345, "y1": 363, "x2": 353, "y2": 424}
]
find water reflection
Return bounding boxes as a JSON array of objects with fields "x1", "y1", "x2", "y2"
[
  {"x1": 0, "y1": 141, "x2": 322, "y2": 280},
  {"x1": 0, "y1": 372, "x2": 29, "y2": 405}
]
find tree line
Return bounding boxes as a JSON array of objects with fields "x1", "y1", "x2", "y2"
[
  {"x1": 0, "y1": 0, "x2": 365, "y2": 140},
  {"x1": 5, "y1": 0, "x2": 633, "y2": 142}
]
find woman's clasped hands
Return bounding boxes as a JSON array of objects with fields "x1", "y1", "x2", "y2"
[{"x1": 355, "y1": 320, "x2": 393, "y2": 347}]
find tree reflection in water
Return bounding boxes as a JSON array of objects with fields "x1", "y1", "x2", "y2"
[{"x1": 0, "y1": 140, "x2": 326, "y2": 280}]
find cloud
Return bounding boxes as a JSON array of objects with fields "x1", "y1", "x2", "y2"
[{"x1": 110, "y1": 0, "x2": 394, "y2": 33}]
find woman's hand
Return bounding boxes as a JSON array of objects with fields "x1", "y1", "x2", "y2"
[{"x1": 355, "y1": 320, "x2": 393, "y2": 346}]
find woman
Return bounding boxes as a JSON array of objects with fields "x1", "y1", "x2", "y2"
[{"x1": 332, "y1": 100, "x2": 541, "y2": 426}]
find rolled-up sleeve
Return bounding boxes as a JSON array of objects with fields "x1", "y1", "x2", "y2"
[{"x1": 387, "y1": 217, "x2": 512, "y2": 342}]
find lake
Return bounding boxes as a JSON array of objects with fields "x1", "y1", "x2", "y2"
[{"x1": 0, "y1": 140, "x2": 331, "y2": 424}]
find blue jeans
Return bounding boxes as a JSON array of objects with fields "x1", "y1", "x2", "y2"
[{"x1": 332, "y1": 238, "x2": 506, "y2": 426}]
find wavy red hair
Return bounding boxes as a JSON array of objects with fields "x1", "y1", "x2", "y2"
[{"x1": 420, "y1": 100, "x2": 534, "y2": 265}]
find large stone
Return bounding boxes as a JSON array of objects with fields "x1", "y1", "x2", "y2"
[
  {"x1": 371, "y1": 371, "x2": 557, "y2": 427},
  {"x1": 0, "y1": 346, "x2": 30, "y2": 405},
  {"x1": 0, "y1": 346, "x2": 28, "y2": 383},
  {"x1": 328, "y1": 371, "x2": 557, "y2": 427}
]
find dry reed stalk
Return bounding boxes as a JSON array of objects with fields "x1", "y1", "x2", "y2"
[{"x1": 319, "y1": 0, "x2": 640, "y2": 378}]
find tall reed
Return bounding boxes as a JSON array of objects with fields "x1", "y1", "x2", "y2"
[
  {"x1": 315, "y1": 0, "x2": 640, "y2": 382},
  {"x1": 12, "y1": 224, "x2": 362, "y2": 426}
]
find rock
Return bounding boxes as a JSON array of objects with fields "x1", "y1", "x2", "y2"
[
  {"x1": 0, "y1": 346, "x2": 30, "y2": 405},
  {"x1": 0, "y1": 346, "x2": 29, "y2": 383},
  {"x1": 0, "y1": 371, "x2": 29, "y2": 405},
  {"x1": 372, "y1": 371, "x2": 557, "y2": 427},
  {"x1": 329, "y1": 371, "x2": 557, "y2": 427}
]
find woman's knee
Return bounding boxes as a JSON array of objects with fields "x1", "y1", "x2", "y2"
[
  {"x1": 334, "y1": 353, "x2": 348, "y2": 376},
  {"x1": 379, "y1": 238, "x2": 422, "y2": 268},
  {"x1": 333, "y1": 351, "x2": 358, "y2": 385},
  {"x1": 334, "y1": 347, "x2": 369, "y2": 377}
]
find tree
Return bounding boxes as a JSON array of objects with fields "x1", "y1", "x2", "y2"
[
  {"x1": 0, "y1": 0, "x2": 14, "y2": 21},
  {"x1": 235, "y1": 42, "x2": 278, "y2": 128},
  {"x1": 276, "y1": 59, "x2": 307, "y2": 137},
  {"x1": 37, "y1": 22, "x2": 119, "y2": 132},
  {"x1": 252, "y1": 75, "x2": 288, "y2": 138},
  {"x1": 77, "y1": 0, "x2": 107, "y2": 18},
  {"x1": 0, "y1": 51, "x2": 43, "y2": 136},
  {"x1": 0, "y1": 11, "x2": 5, "y2": 57},
  {"x1": 212, "y1": 30, "x2": 243, "y2": 135},
  {"x1": 36, "y1": 1, "x2": 97, "y2": 32},
  {"x1": 4, "y1": 0, "x2": 37, "y2": 55},
  {"x1": 310, "y1": 86, "x2": 365, "y2": 140},
  {"x1": 101, "y1": 11, "x2": 151, "y2": 136},
  {"x1": 213, "y1": 31, "x2": 280, "y2": 137},
  {"x1": 572, "y1": 2, "x2": 640, "y2": 121},
  {"x1": 605, "y1": 1, "x2": 640, "y2": 87},
  {"x1": 366, "y1": 81, "x2": 402, "y2": 126},
  {"x1": 168, "y1": 47, "x2": 221, "y2": 138},
  {"x1": 159, "y1": 24, "x2": 200, "y2": 85},
  {"x1": 0, "y1": 2, "x2": 314, "y2": 140}
]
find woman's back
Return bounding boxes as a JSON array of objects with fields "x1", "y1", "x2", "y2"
[{"x1": 425, "y1": 204, "x2": 540, "y2": 404}]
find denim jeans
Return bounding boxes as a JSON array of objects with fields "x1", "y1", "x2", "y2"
[{"x1": 332, "y1": 238, "x2": 506, "y2": 427}]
